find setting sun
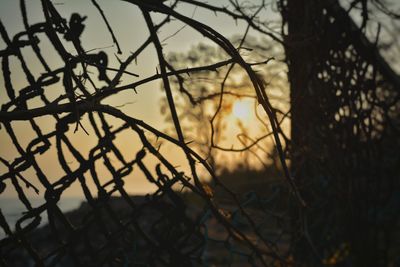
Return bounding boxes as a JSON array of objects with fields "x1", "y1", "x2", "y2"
[{"x1": 232, "y1": 99, "x2": 253, "y2": 120}]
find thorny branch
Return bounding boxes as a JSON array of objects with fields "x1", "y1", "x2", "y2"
[{"x1": 0, "y1": 0, "x2": 299, "y2": 266}]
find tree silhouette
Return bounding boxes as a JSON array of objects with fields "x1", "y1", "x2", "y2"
[
  {"x1": 162, "y1": 37, "x2": 289, "y2": 172},
  {"x1": 0, "y1": 1, "x2": 296, "y2": 266},
  {"x1": 0, "y1": 0, "x2": 399, "y2": 266},
  {"x1": 282, "y1": 0, "x2": 400, "y2": 266}
]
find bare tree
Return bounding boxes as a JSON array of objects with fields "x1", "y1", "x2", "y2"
[
  {"x1": 1, "y1": 0, "x2": 399, "y2": 266},
  {"x1": 282, "y1": 0, "x2": 400, "y2": 265},
  {"x1": 0, "y1": 1, "x2": 298, "y2": 266},
  {"x1": 162, "y1": 36, "x2": 289, "y2": 172}
]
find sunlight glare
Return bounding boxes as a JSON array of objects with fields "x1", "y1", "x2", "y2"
[{"x1": 232, "y1": 99, "x2": 252, "y2": 121}]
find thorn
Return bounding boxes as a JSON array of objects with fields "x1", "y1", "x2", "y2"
[
  {"x1": 75, "y1": 120, "x2": 90, "y2": 135},
  {"x1": 74, "y1": 121, "x2": 79, "y2": 133},
  {"x1": 114, "y1": 53, "x2": 122, "y2": 64}
]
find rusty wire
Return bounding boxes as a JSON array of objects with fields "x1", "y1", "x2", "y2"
[
  {"x1": 1, "y1": 0, "x2": 399, "y2": 266},
  {"x1": 0, "y1": 1, "x2": 297, "y2": 266}
]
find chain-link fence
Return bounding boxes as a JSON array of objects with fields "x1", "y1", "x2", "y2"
[{"x1": 1, "y1": 0, "x2": 399, "y2": 266}]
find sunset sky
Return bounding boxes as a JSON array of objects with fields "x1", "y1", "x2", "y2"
[{"x1": 0, "y1": 0, "x2": 285, "y2": 198}]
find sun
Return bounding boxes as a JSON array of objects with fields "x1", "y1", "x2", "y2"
[{"x1": 232, "y1": 99, "x2": 252, "y2": 121}]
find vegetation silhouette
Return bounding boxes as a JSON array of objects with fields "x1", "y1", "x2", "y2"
[{"x1": 0, "y1": 0, "x2": 399, "y2": 266}]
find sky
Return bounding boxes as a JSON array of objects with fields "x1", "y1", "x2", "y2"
[
  {"x1": 1, "y1": 0, "x2": 399, "y2": 200},
  {"x1": 0, "y1": 0, "x2": 284, "y2": 199}
]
